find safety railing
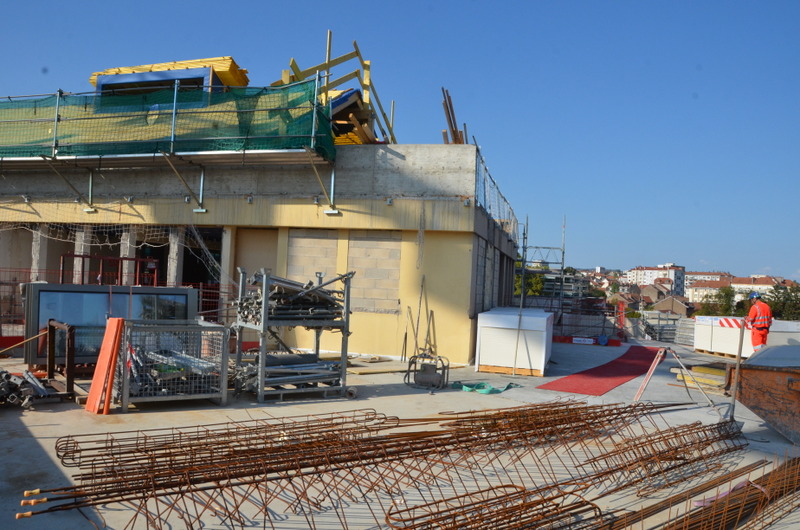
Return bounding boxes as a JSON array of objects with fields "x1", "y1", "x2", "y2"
[{"x1": 475, "y1": 146, "x2": 517, "y2": 242}]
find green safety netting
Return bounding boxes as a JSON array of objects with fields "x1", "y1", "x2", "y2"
[{"x1": 0, "y1": 79, "x2": 335, "y2": 161}]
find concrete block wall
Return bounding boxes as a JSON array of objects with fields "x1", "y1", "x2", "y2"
[
  {"x1": 286, "y1": 228, "x2": 339, "y2": 283},
  {"x1": 347, "y1": 230, "x2": 401, "y2": 314},
  {"x1": 285, "y1": 228, "x2": 402, "y2": 314}
]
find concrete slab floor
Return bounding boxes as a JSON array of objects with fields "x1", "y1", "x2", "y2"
[{"x1": 1, "y1": 339, "x2": 798, "y2": 529}]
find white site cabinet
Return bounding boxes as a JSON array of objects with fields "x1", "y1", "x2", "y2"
[{"x1": 475, "y1": 307, "x2": 554, "y2": 376}]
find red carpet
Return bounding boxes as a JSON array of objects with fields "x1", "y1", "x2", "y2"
[{"x1": 536, "y1": 346, "x2": 661, "y2": 396}]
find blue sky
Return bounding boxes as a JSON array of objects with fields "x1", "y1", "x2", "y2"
[{"x1": 3, "y1": 1, "x2": 799, "y2": 279}]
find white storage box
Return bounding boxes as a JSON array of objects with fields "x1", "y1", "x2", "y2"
[{"x1": 475, "y1": 307, "x2": 553, "y2": 376}]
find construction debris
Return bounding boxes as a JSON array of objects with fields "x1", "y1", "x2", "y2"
[
  {"x1": 0, "y1": 369, "x2": 48, "y2": 408},
  {"x1": 114, "y1": 320, "x2": 230, "y2": 412}
]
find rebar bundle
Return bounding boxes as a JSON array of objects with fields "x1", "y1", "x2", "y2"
[
  {"x1": 664, "y1": 456, "x2": 800, "y2": 529},
  {"x1": 581, "y1": 420, "x2": 746, "y2": 497},
  {"x1": 385, "y1": 484, "x2": 607, "y2": 529},
  {"x1": 15, "y1": 401, "x2": 765, "y2": 529}
]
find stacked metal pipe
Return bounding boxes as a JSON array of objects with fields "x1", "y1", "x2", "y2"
[{"x1": 235, "y1": 273, "x2": 352, "y2": 327}]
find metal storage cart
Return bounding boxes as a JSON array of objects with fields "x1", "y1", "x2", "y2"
[
  {"x1": 114, "y1": 320, "x2": 229, "y2": 412},
  {"x1": 234, "y1": 268, "x2": 353, "y2": 402}
]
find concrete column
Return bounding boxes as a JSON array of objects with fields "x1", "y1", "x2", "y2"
[
  {"x1": 219, "y1": 226, "x2": 236, "y2": 286},
  {"x1": 219, "y1": 226, "x2": 237, "y2": 317},
  {"x1": 30, "y1": 224, "x2": 50, "y2": 282},
  {"x1": 0, "y1": 232, "x2": 9, "y2": 272},
  {"x1": 119, "y1": 227, "x2": 139, "y2": 286},
  {"x1": 167, "y1": 227, "x2": 185, "y2": 287},
  {"x1": 73, "y1": 226, "x2": 92, "y2": 284}
]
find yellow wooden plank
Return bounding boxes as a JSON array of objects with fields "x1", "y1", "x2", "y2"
[
  {"x1": 676, "y1": 373, "x2": 725, "y2": 387},
  {"x1": 347, "y1": 366, "x2": 406, "y2": 375},
  {"x1": 690, "y1": 365, "x2": 728, "y2": 377}
]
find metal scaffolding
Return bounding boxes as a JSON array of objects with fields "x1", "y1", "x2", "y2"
[{"x1": 233, "y1": 268, "x2": 353, "y2": 402}]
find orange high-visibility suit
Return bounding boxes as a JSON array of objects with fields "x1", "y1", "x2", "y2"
[{"x1": 745, "y1": 299, "x2": 773, "y2": 351}]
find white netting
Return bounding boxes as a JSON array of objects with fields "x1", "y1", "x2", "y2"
[
  {"x1": 0, "y1": 222, "x2": 232, "y2": 284},
  {"x1": 0, "y1": 222, "x2": 169, "y2": 247},
  {"x1": 186, "y1": 224, "x2": 229, "y2": 284}
]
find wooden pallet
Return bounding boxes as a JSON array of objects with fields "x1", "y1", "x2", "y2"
[
  {"x1": 477, "y1": 365, "x2": 543, "y2": 377},
  {"x1": 694, "y1": 349, "x2": 740, "y2": 360}
]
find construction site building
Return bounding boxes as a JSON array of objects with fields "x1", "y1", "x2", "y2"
[{"x1": 0, "y1": 53, "x2": 517, "y2": 366}]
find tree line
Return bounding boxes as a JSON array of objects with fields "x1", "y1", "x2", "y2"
[{"x1": 694, "y1": 285, "x2": 800, "y2": 320}]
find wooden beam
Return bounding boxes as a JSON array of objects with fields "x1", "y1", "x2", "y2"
[{"x1": 349, "y1": 114, "x2": 375, "y2": 144}]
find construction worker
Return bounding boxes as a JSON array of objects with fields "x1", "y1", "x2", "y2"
[{"x1": 745, "y1": 292, "x2": 773, "y2": 351}]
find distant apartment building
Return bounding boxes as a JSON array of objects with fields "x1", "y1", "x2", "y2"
[
  {"x1": 685, "y1": 271, "x2": 733, "y2": 289},
  {"x1": 685, "y1": 275, "x2": 797, "y2": 304},
  {"x1": 624, "y1": 263, "x2": 685, "y2": 296},
  {"x1": 730, "y1": 276, "x2": 794, "y2": 302},
  {"x1": 685, "y1": 280, "x2": 730, "y2": 304}
]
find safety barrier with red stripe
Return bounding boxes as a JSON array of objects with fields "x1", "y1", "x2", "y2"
[{"x1": 715, "y1": 317, "x2": 744, "y2": 328}]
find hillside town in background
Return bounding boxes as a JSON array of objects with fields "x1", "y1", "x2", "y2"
[{"x1": 520, "y1": 262, "x2": 800, "y2": 321}]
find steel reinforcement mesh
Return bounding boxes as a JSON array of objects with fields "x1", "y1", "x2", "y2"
[
  {"x1": 18, "y1": 403, "x2": 764, "y2": 529},
  {"x1": 0, "y1": 80, "x2": 334, "y2": 160}
]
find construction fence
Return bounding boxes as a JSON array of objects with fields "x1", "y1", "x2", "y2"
[
  {"x1": 515, "y1": 295, "x2": 625, "y2": 341},
  {"x1": 475, "y1": 147, "x2": 517, "y2": 240},
  {"x1": 512, "y1": 298, "x2": 702, "y2": 347}
]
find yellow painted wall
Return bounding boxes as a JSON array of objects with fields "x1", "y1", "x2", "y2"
[
  {"x1": 234, "y1": 228, "x2": 279, "y2": 276},
  {"x1": 6, "y1": 199, "x2": 498, "y2": 366},
  {"x1": 0, "y1": 197, "x2": 474, "y2": 233},
  {"x1": 286, "y1": 230, "x2": 475, "y2": 364}
]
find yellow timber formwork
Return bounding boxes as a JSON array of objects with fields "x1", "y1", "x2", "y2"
[
  {"x1": 88, "y1": 56, "x2": 251, "y2": 87},
  {"x1": 273, "y1": 31, "x2": 396, "y2": 144}
]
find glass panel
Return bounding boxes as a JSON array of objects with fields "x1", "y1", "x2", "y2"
[
  {"x1": 130, "y1": 294, "x2": 158, "y2": 320},
  {"x1": 109, "y1": 293, "x2": 131, "y2": 319},
  {"x1": 157, "y1": 294, "x2": 186, "y2": 320},
  {"x1": 38, "y1": 292, "x2": 109, "y2": 328}
]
